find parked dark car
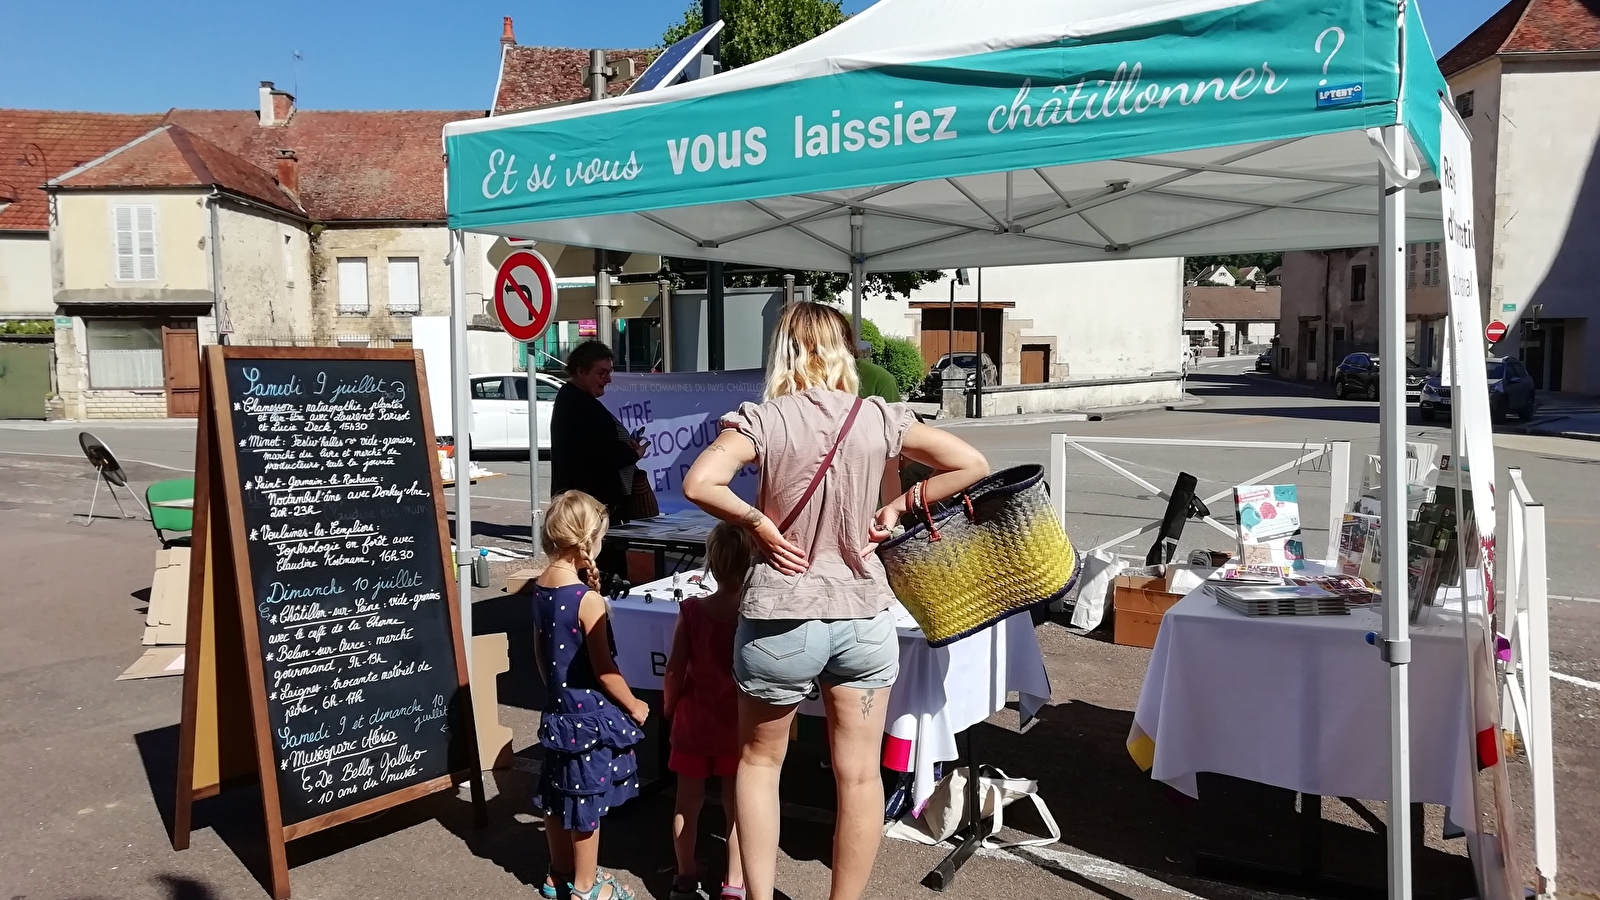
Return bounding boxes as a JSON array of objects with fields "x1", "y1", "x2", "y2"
[
  {"x1": 1332, "y1": 353, "x2": 1427, "y2": 401},
  {"x1": 1419, "y1": 357, "x2": 1538, "y2": 422},
  {"x1": 1255, "y1": 351, "x2": 1273, "y2": 372},
  {"x1": 920, "y1": 352, "x2": 998, "y2": 398}
]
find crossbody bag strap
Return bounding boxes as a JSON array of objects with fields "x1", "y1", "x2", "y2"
[{"x1": 777, "y1": 397, "x2": 864, "y2": 534}]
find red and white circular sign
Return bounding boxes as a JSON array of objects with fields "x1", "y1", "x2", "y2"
[
  {"x1": 1486, "y1": 320, "x2": 1508, "y2": 343},
  {"x1": 493, "y1": 249, "x2": 557, "y2": 343}
]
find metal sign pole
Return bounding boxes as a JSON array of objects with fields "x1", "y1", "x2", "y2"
[{"x1": 527, "y1": 350, "x2": 541, "y2": 547}]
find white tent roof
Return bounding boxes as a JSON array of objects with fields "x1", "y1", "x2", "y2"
[{"x1": 444, "y1": 0, "x2": 1448, "y2": 272}]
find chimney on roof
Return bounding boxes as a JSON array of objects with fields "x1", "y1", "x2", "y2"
[
  {"x1": 275, "y1": 149, "x2": 299, "y2": 196},
  {"x1": 258, "y1": 80, "x2": 295, "y2": 126},
  {"x1": 501, "y1": 16, "x2": 515, "y2": 47}
]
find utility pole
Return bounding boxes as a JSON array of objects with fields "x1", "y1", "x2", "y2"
[
  {"x1": 587, "y1": 50, "x2": 620, "y2": 349},
  {"x1": 703, "y1": 0, "x2": 725, "y2": 369}
]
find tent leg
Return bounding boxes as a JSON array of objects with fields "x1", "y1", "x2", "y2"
[
  {"x1": 850, "y1": 209, "x2": 864, "y2": 344},
  {"x1": 450, "y1": 228, "x2": 474, "y2": 669},
  {"x1": 1376, "y1": 122, "x2": 1413, "y2": 900}
]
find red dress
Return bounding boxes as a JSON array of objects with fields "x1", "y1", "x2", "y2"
[{"x1": 669, "y1": 598, "x2": 740, "y2": 778}]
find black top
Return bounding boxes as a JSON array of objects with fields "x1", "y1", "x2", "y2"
[{"x1": 549, "y1": 381, "x2": 638, "y2": 516}]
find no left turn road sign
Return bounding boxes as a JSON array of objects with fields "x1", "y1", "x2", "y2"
[{"x1": 493, "y1": 249, "x2": 557, "y2": 343}]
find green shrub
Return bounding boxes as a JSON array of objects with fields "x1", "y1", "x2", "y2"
[
  {"x1": 0, "y1": 319, "x2": 54, "y2": 336},
  {"x1": 858, "y1": 318, "x2": 886, "y2": 357},
  {"x1": 878, "y1": 337, "x2": 926, "y2": 396}
]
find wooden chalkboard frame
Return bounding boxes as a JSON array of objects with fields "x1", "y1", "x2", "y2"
[{"x1": 171, "y1": 346, "x2": 485, "y2": 899}]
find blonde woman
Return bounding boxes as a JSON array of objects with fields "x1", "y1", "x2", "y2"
[{"x1": 683, "y1": 302, "x2": 989, "y2": 900}]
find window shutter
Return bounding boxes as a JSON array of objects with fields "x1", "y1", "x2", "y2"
[
  {"x1": 135, "y1": 205, "x2": 157, "y2": 280},
  {"x1": 337, "y1": 258, "x2": 370, "y2": 312},
  {"x1": 1407, "y1": 245, "x2": 1417, "y2": 289},
  {"x1": 387, "y1": 258, "x2": 420, "y2": 312},
  {"x1": 114, "y1": 205, "x2": 136, "y2": 280}
]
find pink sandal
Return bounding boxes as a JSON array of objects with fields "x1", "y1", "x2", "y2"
[{"x1": 720, "y1": 885, "x2": 746, "y2": 900}]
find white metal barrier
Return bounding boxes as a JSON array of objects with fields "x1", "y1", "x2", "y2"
[
  {"x1": 1502, "y1": 468, "x2": 1557, "y2": 900},
  {"x1": 1048, "y1": 435, "x2": 1352, "y2": 561}
]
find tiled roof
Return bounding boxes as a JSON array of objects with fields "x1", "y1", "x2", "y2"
[
  {"x1": 163, "y1": 109, "x2": 485, "y2": 221},
  {"x1": 0, "y1": 110, "x2": 164, "y2": 231},
  {"x1": 1439, "y1": 0, "x2": 1600, "y2": 77},
  {"x1": 1183, "y1": 286, "x2": 1281, "y2": 320},
  {"x1": 494, "y1": 46, "x2": 654, "y2": 115},
  {"x1": 50, "y1": 125, "x2": 303, "y2": 215}
]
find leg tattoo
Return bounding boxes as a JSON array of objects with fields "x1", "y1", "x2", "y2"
[{"x1": 860, "y1": 688, "x2": 876, "y2": 720}]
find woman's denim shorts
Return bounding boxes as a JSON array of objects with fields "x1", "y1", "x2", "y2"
[{"x1": 732, "y1": 610, "x2": 900, "y2": 706}]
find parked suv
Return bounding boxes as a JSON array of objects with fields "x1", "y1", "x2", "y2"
[
  {"x1": 1419, "y1": 357, "x2": 1538, "y2": 422},
  {"x1": 1332, "y1": 353, "x2": 1427, "y2": 401},
  {"x1": 920, "y1": 353, "x2": 998, "y2": 398}
]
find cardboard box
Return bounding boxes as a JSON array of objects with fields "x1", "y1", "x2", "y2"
[
  {"x1": 143, "y1": 547, "x2": 190, "y2": 646},
  {"x1": 1113, "y1": 573, "x2": 1185, "y2": 649}
]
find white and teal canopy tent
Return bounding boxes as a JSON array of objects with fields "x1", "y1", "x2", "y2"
[{"x1": 442, "y1": 3, "x2": 1510, "y2": 897}]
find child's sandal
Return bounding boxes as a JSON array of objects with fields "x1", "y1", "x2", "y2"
[
  {"x1": 668, "y1": 876, "x2": 703, "y2": 900},
  {"x1": 541, "y1": 869, "x2": 574, "y2": 900},
  {"x1": 569, "y1": 871, "x2": 633, "y2": 900}
]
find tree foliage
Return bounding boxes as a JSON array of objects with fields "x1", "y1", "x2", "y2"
[
  {"x1": 1184, "y1": 254, "x2": 1282, "y2": 283},
  {"x1": 664, "y1": 0, "x2": 846, "y2": 70},
  {"x1": 660, "y1": 0, "x2": 940, "y2": 300}
]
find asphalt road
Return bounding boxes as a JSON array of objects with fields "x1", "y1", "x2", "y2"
[{"x1": 1, "y1": 359, "x2": 1596, "y2": 898}]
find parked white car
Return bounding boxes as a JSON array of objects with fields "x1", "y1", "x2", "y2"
[{"x1": 469, "y1": 372, "x2": 562, "y2": 451}]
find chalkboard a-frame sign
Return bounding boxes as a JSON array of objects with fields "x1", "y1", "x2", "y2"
[{"x1": 171, "y1": 347, "x2": 485, "y2": 899}]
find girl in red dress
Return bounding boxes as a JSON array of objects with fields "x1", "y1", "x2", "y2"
[{"x1": 663, "y1": 523, "x2": 755, "y2": 900}]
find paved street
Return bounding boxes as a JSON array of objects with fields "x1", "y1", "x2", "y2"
[{"x1": 1, "y1": 365, "x2": 1596, "y2": 900}]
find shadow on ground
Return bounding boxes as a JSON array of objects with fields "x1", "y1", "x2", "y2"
[{"x1": 972, "y1": 697, "x2": 1478, "y2": 900}]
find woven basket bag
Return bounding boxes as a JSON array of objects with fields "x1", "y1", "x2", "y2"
[{"x1": 877, "y1": 464, "x2": 1080, "y2": 647}]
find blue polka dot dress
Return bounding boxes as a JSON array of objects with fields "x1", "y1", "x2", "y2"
[{"x1": 531, "y1": 583, "x2": 642, "y2": 832}]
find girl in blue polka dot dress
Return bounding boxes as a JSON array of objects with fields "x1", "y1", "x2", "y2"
[{"x1": 533, "y1": 491, "x2": 649, "y2": 900}]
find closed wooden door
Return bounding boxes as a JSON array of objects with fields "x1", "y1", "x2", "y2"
[
  {"x1": 162, "y1": 327, "x2": 201, "y2": 417},
  {"x1": 1021, "y1": 345, "x2": 1050, "y2": 384}
]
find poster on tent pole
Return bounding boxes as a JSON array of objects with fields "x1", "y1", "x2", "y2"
[
  {"x1": 1439, "y1": 99, "x2": 1522, "y2": 900},
  {"x1": 601, "y1": 370, "x2": 765, "y2": 515},
  {"x1": 1438, "y1": 105, "x2": 1498, "y2": 607}
]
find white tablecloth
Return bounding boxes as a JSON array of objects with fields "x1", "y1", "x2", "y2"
[
  {"x1": 1129, "y1": 574, "x2": 1479, "y2": 818},
  {"x1": 610, "y1": 570, "x2": 1052, "y2": 808}
]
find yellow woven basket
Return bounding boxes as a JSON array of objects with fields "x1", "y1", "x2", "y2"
[{"x1": 878, "y1": 464, "x2": 1080, "y2": 647}]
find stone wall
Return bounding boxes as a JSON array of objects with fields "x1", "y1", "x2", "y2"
[{"x1": 942, "y1": 373, "x2": 1185, "y2": 419}]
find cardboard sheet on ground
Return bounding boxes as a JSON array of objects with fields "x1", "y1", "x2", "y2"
[{"x1": 118, "y1": 647, "x2": 185, "y2": 681}]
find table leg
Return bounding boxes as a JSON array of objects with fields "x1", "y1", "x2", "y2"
[{"x1": 925, "y1": 729, "x2": 989, "y2": 892}]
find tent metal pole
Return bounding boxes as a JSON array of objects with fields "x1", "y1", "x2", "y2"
[
  {"x1": 1376, "y1": 123, "x2": 1412, "y2": 900},
  {"x1": 850, "y1": 209, "x2": 865, "y2": 340},
  {"x1": 449, "y1": 228, "x2": 474, "y2": 668},
  {"x1": 704, "y1": 0, "x2": 725, "y2": 371},
  {"x1": 659, "y1": 278, "x2": 674, "y2": 372},
  {"x1": 974, "y1": 267, "x2": 984, "y2": 418}
]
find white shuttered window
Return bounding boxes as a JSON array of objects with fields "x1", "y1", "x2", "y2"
[
  {"x1": 113, "y1": 204, "x2": 158, "y2": 281},
  {"x1": 387, "y1": 257, "x2": 420, "y2": 314},
  {"x1": 337, "y1": 258, "x2": 369, "y2": 314}
]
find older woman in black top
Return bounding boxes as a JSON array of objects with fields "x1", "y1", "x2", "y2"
[{"x1": 550, "y1": 341, "x2": 647, "y2": 526}]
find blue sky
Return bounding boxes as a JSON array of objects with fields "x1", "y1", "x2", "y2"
[{"x1": 0, "y1": 0, "x2": 1507, "y2": 113}]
